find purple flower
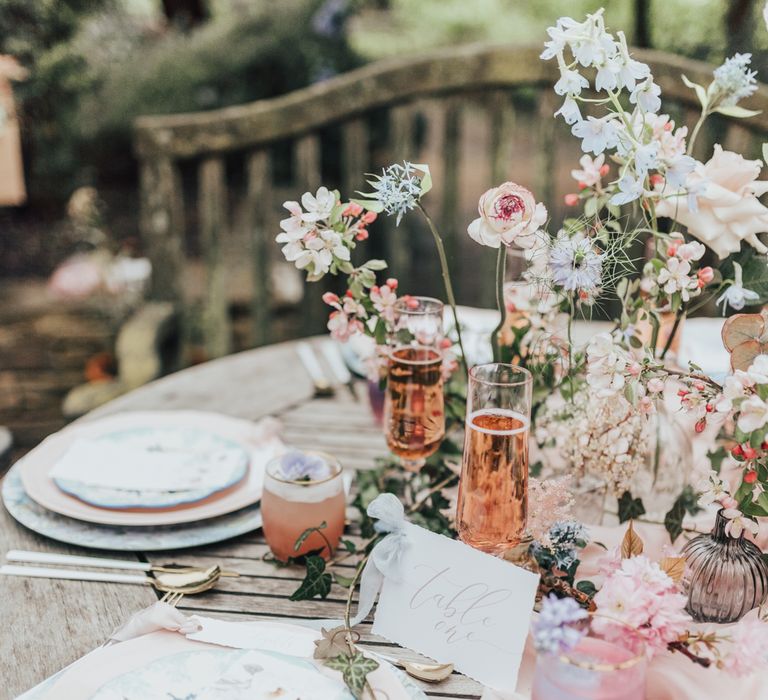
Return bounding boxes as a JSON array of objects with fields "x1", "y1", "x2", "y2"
[
  {"x1": 279, "y1": 450, "x2": 330, "y2": 481},
  {"x1": 533, "y1": 594, "x2": 588, "y2": 654}
]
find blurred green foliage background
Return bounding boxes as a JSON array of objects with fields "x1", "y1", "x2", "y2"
[{"x1": 0, "y1": 0, "x2": 766, "y2": 274}]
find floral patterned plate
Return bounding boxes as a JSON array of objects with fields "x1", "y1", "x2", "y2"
[
  {"x1": 52, "y1": 426, "x2": 250, "y2": 509},
  {"x1": 20, "y1": 622, "x2": 425, "y2": 700}
]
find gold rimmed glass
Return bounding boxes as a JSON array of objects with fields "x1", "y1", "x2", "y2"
[
  {"x1": 456, "y1": 362, "x2": 532, "y2": 554},
  {"x1": 261, "y1": 451, "x2": 345, "y2": 562},
  {"x1": 532, "y1": 616, "x2": 647, "y2": 700},
  {"x1": 384, "y1": 296, "x2": 446, "y2": 472}
]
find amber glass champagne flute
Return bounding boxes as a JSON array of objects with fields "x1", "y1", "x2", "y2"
[
  {"x1": 456, "y1": 363, "x2": 532, "y2": 554},
  {"x1": 384, "y1": 296, "x2": 445, "y2": 472}
]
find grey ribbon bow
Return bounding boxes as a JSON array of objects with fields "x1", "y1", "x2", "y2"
[{"x1": 314, "y1": 492, "x2": 409, "y2": 629}]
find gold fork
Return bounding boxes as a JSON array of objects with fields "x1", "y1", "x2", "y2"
[{"x1": 160, "y1": 590, "x2": 185, "y2": 607}]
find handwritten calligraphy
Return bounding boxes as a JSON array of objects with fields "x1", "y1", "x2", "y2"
[{"x1": 409, "y1": 565, "x2": 513, "y2": 649}]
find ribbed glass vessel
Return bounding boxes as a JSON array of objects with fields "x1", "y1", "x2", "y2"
[{"x1": 682, "y1": 509, "x2": 768, "y2": 623}]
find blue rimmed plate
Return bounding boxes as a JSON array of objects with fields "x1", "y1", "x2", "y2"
[{"x1": 52, "y1": 426, "x2": 250, "y2": 510}]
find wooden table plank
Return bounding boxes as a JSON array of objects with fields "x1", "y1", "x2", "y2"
[
  {"x1": 0, "y1": 337, "x2": 479, "y2": 699},
  {"x1": 0, "y1": 504, "x2": 156, "y2": 700}
]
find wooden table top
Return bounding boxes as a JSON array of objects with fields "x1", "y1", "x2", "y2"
[{"x1": 0, "y1": 337, "x2": 482, "y2": 700}]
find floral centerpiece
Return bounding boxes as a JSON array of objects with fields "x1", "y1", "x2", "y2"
[{"x1": 273, "y1": 6, "x2": 768, "y2": 694}]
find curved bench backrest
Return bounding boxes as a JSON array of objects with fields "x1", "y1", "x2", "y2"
[{"x1": 133, "y1": 43, "x2": 768, "y2": 356}]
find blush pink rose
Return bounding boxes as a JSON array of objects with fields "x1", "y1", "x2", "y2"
[
  {"x1": 655, "y1": 145, "x2": 768, "y2": 259},
  {"x1": 467, "y1": 182, "x2": 547, "y2": 249}
]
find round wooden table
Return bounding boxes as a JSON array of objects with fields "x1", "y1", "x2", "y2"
[{"x1": 0, "y1": 338, "x2": 480, "y2": 700}]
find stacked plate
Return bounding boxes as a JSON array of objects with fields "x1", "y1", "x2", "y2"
[
  {"x1": 2, "y1": 411, "x2": 283, "y2": 551},
  {"x1": 21, "y1": 619, "x2": 426, "y2": 700}
]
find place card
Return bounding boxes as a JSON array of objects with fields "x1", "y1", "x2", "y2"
[{"x1": 372, "y1": 522, "x2": 539, "y2": 692}]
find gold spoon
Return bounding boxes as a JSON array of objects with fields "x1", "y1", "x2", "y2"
[
  {"x1": 0, "y1": 563, "x2": 222, "y2": 595},
  {"x1": 370, "y1": 651, "x2": 454, "y2": 683},
  {"x1": 151, "y1": 565, "x2": 222, "y2": 594}
]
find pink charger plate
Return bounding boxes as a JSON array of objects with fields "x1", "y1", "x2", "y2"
[{"x1": 19, "y1": 411, "x2": 282, "y2": 527}]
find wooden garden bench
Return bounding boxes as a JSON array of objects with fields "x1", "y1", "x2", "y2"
[{"x1": 133, "y1": 43, "x2": 768, "y2": 359}]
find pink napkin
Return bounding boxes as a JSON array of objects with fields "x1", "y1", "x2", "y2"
[{"x1": 108, "y1": 601, "x2": 202, "y2": 643}]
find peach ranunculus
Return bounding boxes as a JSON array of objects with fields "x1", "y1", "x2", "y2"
[
  {"x1": 655, "y1": 145, "x2": 768, "y2": 259},
  {"x1": 467, "y1": 182, "x2": 547, "y2": 249}
]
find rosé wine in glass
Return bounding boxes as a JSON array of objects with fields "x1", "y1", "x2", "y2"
[
  {"x1": 384, "y1": 345, "x2": 445, "y2": 472},
  {"x1": 261, "y1": 451, "x2": 345, "y2": 562},
  {"x1": 457, "y1": 363, "x2": 532, "y2": 554}
]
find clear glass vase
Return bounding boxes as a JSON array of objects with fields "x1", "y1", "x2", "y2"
[
  {"x1": 628, "y1": 399, "x2": 695, "y2": 521},
  {"x1": 682, "y1": 509, "x2": 768, "y2": 623}
]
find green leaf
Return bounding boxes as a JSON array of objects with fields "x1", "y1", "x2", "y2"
[
  {"x1": 363, "y1": 259, "x2": 388, "y2": 271},
  {"x1": 576, "y1": 580, "x2": 597, "y2": 597},
  {"x1": 680, "y1": 484, "x2": 704, "y2": 516},
  {"x1": 714, "y1": 105, "x2": 761, "y2": 119},
  {"x1": 681, "y1": 74, "x2": 708, "y2": 108},
  {"x1": 325, "y1": 652, "x2": 380, "y2": 700},
  {"x1": 412, "y1": 163, "x2": 432, "y2": 195},
  {"x1": 664, "y1": 495, "x2": 686, "y2": 543},
  {"x1": 606, "y1": 202, "x2": 622, "y2": 218},
  {"x1": 351, "y1": 198, "x2": 384, "y2": 213},
  {"x1": 720, "y1": 246, "x2": 768, "y2": 304},
  {"x1": 617, "y1": 491, "x2": 646, "y2": 523},
  {"x1": 340, "y1": 538, "x2": 357, "y2": 554},
  {"x1": 373, "y1": 318, "x2": 387, "y2": 345},
  {"x1": 333, "y1": 572, "x2": 356, "y2": 588},
  {"x1": 289, "y1": 555, "x2": 333, "y2": 601},
  {"x1": 294, "y1": 522, "x2": 327, "y2": 552}
]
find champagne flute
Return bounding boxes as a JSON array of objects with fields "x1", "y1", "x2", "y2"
[
  {"x1": 456, "y1": 362, "x2": 532, "y2": 554},
  {"x1": 384, "y1": 296, "x2": 445, "y2": 472}
]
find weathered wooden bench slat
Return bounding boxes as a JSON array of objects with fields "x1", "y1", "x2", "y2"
[
  {"x1": 244, "y1": 149, "x2": 273, "y2": 347},
  {"x1": 198, "y1": 156, "x2": 232, "y2": 358}
]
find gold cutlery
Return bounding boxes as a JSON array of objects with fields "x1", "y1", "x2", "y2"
[
  {"x1": 5, "y1": 549, "x2": 240, "y2": 578},
  {"x1": 0, "y1": 563, "x2": 222, "y2": 594},
  {"x1": 296, "y1": 342, "x2": 334, "y2": 396},
  {"x1": 369, "y1": 650, "x2": 454, "y2": 683}
]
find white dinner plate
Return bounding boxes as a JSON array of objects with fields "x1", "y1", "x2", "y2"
[{"x1": 52, "y1": 425, "x2": 250, "y2": 510}]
